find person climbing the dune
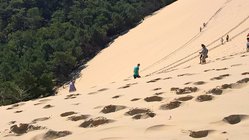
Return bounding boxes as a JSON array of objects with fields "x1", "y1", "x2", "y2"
[
  {"x1": 199, "y1": 44, "x2": 208, "y2": 64},
  {"x1": 226, "y1": 34, "x2": 230, "y2": 42},
  {"x1": 133, "y1": 63, "x2": 141, "y2": 79},
  {"x1": 247, "y1": 33, "x2": 249, "y2": 52},
  {"x1": 69, "y1": 80, "x2": 76, "y2": 92}
]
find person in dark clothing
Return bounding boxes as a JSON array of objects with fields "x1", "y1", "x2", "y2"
[
  {"x1": 226, "y1": 34, "x2": 230, "y2": 42},
  {"x1": 199, "y1": 44, "x2": 208, "y2": 64},
  {"x1": 133, "y1": 64, "x2": 141, "y2": 79}
]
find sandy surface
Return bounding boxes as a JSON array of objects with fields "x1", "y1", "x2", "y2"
[{"x1": 1, "y1": 0, "x2": 249, "y2": 139}]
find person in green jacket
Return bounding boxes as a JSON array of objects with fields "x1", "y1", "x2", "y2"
[{"x1": 133, "y1": 63, "x2": 141, "y2": 79}]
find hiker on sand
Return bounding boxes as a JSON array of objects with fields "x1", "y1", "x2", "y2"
[
  {"x1": 203, "y1": 22, "x2": 206, "y2": 28},
  {"x1": 199, "y1": 44, "x2": 208, "y2": 64},
  {"x1": 247, "y1": 33, "x2": 249, "y2": 52},
  {"x1": 133, "y1": 63, "x2": 141, "y2": 79},
  {"x1": 69, "y1": 80, "x2": 76, "y2": 92},
  {"x1": 226, "y1": 34, "x2": 230, "y2": 42}
]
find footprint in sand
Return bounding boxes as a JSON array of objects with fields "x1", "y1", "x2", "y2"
[
  {"x1": 9, "y1": 121, "x2": 16, "y2": 125},
  {"x1": 241, "y1": 72, "x2": 249, "y2": 75},
  {"x1": 100, "y1": 105, "x2": 126, "y2": 114},
  {"x1": 177, "y1": 73, "x2": 194, "y2": 77},
  {"x1": 160, "y1": 101, "x2": 182, "y2": 110},
  {"x1": 196, "y1": 95, "x2": 214, "y2": 102},
  {"x1": 215, "y1": 68, "x2": 228, "y2": 71},
  {"x1": 223, "y1": 114, "x2": 248, "y2": 125},
  {"x1": 207, "y1": 88, "x2": 223, "y2": 95},
  {"x1": 184, "y1": 82, "x2": 192, "y2": 85},
  {"x1": 43, "y1": 104, "x2": 54, "y2": 109},
  {"x1": 79, "y1": 117, "x2": 114, "y2": 128},
  {"x1": 153, "y1": 88, "x2": 162, "y2": 91},
  {"x1": 68, "y1": 115, "x2": 90, "y2": 121},
  {"x1": 65, "y1": 93, "x2": 81, "y2": 100},
  {"x1": 118, "y1": 82, "x2": 137, "y2": 89},
  {"x1": 193, "y1": 81, "x2": 206, "y2": 85},
  {"x1": 241, "y1": 54, "x2": 248, "y2": 57},
  {"x1": 32, "y1": 117, "x2": 50, "y2": 124},
  {"x1": 60, "y1": 111, "x2": 77, "y2": 117},
  {"x1": 6, "y1": 103, "x2": 25, "y2": 110},
  {"x1": 220, "y1": 78, "x2": 249, "y2": 90},
  {"x1": 118, "y1": 85, "x2": 130, "y2": 89},
  {"x1": 98, "y1": 88, "x2": 109, "y2": 92},
  {"x1": 88, "y1": 88, "x2": 109, "y2": 95},
  {"x1": 130, "y1": 98, "x2": 141, "y2": 101},
  {"x1": 204, "y1": 69, "x2": 215, "y2": 72},
  {"x1": 163, "y1": 77, "x2": 172, "y2": 80},
  {"x1": 43, "y1": 130, "x2": 72, "y2": 139},
  {"x1": 189, "y1": 130, "x2": 213, "y2": 138},
  {"x1": 236, "y1": 78, "x2": 249, "y2": 85},
  {"x1": 221, "y1": 84, "x2": 233, "y2": 89},
  {"x1": 9, "y1": 123, "x2": 46, "y2": 136},
  {"x1": 176, "y1": 95, "x2": 193, "y2": 101},
  {"x1": 38, "y1": 99, "x2": 51, "y2": 102},
  {"x1": 112, "y1": 95, "x2": 122, "y2": 99},
  {"x1": 32, "y1": 130, "x2": 72, "y2": 140},
  {"x1": 144, "y1": 96, "x2": 163, "y2": 102},
  {"x1": 210, "y1": 74, "x2": 230, "y2": 81},
  {"x1": 34, "y1": 103, "x2": 43, "y2": 106},
  {"x1": 125, "y1": 108, "x2": 151, "y2": 116},
  {"x1": 34, "y1": 99, "x2": 51, "y2": 106},
  {"x1": 14, "y1": 110, "x2": 23, "y2": 113},
  {"x1": 147, "y1": 78, "x2": 161, "y2": 83},
  {"x1": 170, "y1": 87, "x2": 198, "y2": 95},
  {"x1": 125, "y1": 108, "x2": 155, "y2": 120},
  {"x1": 154, "y1": 92, "x2": 164, "y2": 95}
]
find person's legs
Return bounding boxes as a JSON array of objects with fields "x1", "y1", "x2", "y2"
[
  {"x1": 199, "y1": 55, "x2": 202, "y2": 64},
  {"x1": 134, "y1": 75, "x2": 140, "y2": 79},
  {"x1": 202, "y1": 55, "x2": 207, "y2": 64}
]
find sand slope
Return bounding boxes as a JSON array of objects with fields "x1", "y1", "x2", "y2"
[{"x1": 1, "y1": 0, "x2": 249, "y2": 139}]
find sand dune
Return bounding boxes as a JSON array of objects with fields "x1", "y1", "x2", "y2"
[{"x1": 1, "y1": 0, "x2": 249, "y2": 139}]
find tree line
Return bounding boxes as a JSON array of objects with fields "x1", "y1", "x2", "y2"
[{"x1": 0, "y1": 0, "x2": 176, "y2": 105}]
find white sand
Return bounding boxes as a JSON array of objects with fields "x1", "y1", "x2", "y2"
[{"x1": 1, "y1": 0, "x2": 249, "y2": 139}]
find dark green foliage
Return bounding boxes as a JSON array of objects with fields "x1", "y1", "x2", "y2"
[{"x1": 0, "y1": 0, "x2": 176, "y2": 105}]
